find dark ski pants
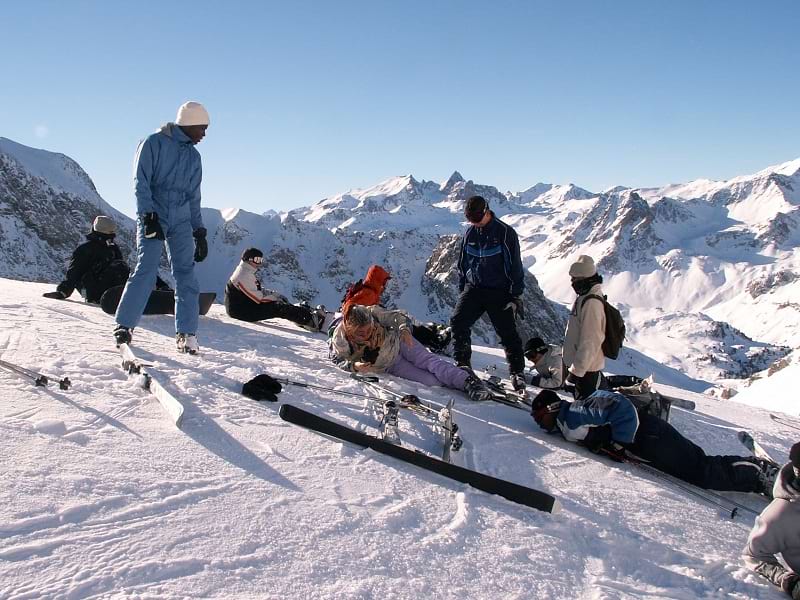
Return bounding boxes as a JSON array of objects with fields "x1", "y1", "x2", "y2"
[
  {"x1": 572, "y1": 370, "x2": 609, "y2": 401},
  {"x1": 227, "y1": 301, "x2": 313, "y2": 327},
  {"x1": 450, "y1": 286, "x2": 524, "y2": 374},
  {"x1": 626, "y1": 413, "x2": 762, "y2": 492}
]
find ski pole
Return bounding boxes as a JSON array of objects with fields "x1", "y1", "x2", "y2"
[
  {"x1": 274, "y1": 376, "x2": 385, "y2": 402},
  {"x1": 0, "y1": 358, "x2": 71, "y2": 390}
]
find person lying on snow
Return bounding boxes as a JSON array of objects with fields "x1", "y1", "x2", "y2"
[
  {"x1": 329, "y1": 304, "x2": 492, "y2": 401},
  {"x1": 43, "y1": 215, "x2": 170, "y2": 303},
  {"x1": 530, "y1": 388, "x2": 778, "y2": 495},
  {"x1": 225, "y1": 247, "x2": 328, "y2": 332},
  {"x1": 743, "y1": 441, "x2": 800, "y2": 599},
  {"x1": 524, "y1": 336, "x2": 644, "y2": 392},
  {"x1": 341, "y1": 264, "x2": 451, "y2": 353}
]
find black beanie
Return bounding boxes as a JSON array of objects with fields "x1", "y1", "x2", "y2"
[
  {"x1": 790, "y1": 442, "x2": 800, "y2": 469},
  {"x1": 242, "y1": 247, "x2": 264, "y2": 262},
  {"x1": 525, "y1": 337, "x2": 548, "y2": 356}
]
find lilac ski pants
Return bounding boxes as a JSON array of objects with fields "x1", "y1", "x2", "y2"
[{"x1": 386, "y1": 338, "x2": 469, "y2": 390}]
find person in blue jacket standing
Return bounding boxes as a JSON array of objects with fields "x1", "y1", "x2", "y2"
[
  {"x1": 451, "y1": 195, "x2": 527, "y2": 392},
  {"x1": 113, "y1": 101, "x2": 210, "y2": 354}
]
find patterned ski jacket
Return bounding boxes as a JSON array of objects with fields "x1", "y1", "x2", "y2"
[
  {"x1": 563, "y1": 283, "x2": 606, "y2": 377},
  {"x1": 743, "y1": 463, "x2": 800, "y2": 573},
  {"x1": 457, "y1": 213, "x2": 525, "y2": 296},
  {"x1": 556, "y1": 390, "x2": 639, "y2": 445},
  {"x1": 329, "y1": 306, "x2": 412, "y2": 373},
  {"x1": 134, "y1": 123, "x2": 204, "y2": 232}
]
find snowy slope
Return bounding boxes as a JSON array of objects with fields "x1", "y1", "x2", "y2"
[{"x1": 1, "y1": 278, "x2": 798, "y2": 599}]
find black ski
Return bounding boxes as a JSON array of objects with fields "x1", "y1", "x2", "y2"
[
  {"x1": 770, "y1": 413, "x2": 800, "y2": 432},
  {"x1": 279, "y1": 404, "x2": 559, "y2": 514},
  {"x1": 118, "y1": 344, "x2": 184, "y2": 428},
  {"x1": 0, "y1": 358, "x2": 71, "y2": 390}
]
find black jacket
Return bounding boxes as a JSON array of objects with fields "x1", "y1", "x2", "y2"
[{"x1": 57, "y1": 232, "x2": 130, "y2": 303}]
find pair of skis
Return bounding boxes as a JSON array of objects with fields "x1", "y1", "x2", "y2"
[
  {"x1": 0, "y1": 358, "x2": 71, "y2": 390},
  {"x1": 351, "y1": 374, "x2": 462, "y2": 462}
]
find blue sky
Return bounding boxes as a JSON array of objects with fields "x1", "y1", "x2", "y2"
[{"x1": 2, "y1": 1, "x2": 798, "y2": 217}]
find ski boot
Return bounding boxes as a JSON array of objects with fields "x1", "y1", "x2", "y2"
[
  {"x1": 113, "y1": 325, "x2": 133, "y2": 347},
  {"x1": 755, "y1": 458, "x2": 780, "y2": 498},
  {"x1": 463, "y1": 374, "x2": 492, "y2": 402},
  {"x1": 176, "y1": 333, "x2": 199, "y2": 355},
  {"x1": 510, "y1": 372, "x2": 527, "y2": 394}
]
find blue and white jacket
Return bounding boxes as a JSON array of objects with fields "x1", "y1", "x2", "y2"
[
  {"x1": 556, "y1": 390, "x2": 639, "y2": 444},
  {"x1": 457, "y1": 212, "x2": 525, "y2": 296}
]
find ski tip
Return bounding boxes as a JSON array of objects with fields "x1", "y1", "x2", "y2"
[
  {"x1": 549, "y1": 498, "x2": 562, "y2": 515},
  {"x1": 737, "y1": 431, "x2": 751, "y2": 443}
]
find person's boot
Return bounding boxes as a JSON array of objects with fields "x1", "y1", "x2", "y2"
[
  {"x1": 510, "y1": 372, "x2": 527, "y2": 393},
  {"x1": 755, "y1": 458, "x2": 780, "y2": 498},
  {"x1": 176, "y1": 333, "x2": 199, "y2": 355},
  {"x1": 113, "y1": 325, "x2": 133, "y2": 347},
  {"x1": 463, "y1": 374, "x2": 492, "y2": 402}
]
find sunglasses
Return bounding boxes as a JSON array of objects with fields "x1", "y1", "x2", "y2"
[
  {"x1": 533, "y1": 401, "x2": 561, "y2": 423},
  {"x1": 249, "y1": 256, "x2": 263, "y2": 265}
]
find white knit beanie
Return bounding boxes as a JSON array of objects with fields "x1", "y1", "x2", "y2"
[
  {"x1": 175, "y1": 101, "x2": 210, "y2": 126},
  {"x1": 92, "y1": 215, "x2": 116, "y2": 235},
  {"x1": 568, "y1": 255, "x2": 597, "y2": 278}
]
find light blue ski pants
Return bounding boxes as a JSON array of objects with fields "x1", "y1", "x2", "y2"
[{"x1": 115, "y1": 218, "x2": 199, "y2": 334}]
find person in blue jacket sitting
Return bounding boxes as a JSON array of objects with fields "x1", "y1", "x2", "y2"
[
  {"x1": 113, "y1": 101, "x2": 210, "y2": 355},
  {"x1": 531, "y1": 389, "x2": 778, "y2": 494}
]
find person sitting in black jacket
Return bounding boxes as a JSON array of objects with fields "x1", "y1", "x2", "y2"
[{"x1": 43, "y1": 216, "x2": 168, "y2": 303}]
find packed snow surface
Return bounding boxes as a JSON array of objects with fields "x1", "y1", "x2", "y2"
[{"x1": 1, "y1": 278, "x2": 797, "y2": 599}]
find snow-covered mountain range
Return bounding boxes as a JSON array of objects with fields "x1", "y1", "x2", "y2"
[{"x1": 1, "y1": 136, "x2": 797, "y2": 391}]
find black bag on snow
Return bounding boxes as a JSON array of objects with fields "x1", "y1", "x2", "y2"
[{"x1": 581, "y1": 294, "x2": 626, "y2": 359}]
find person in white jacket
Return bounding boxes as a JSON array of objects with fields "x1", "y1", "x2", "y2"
[
  {"x1": 524, "y1": 337, "x2": 566, "y2": 390},
  {"x1": 224, "y1": 248, "x2": 326, "y2": 332},
  {"x1": 743, "y1": 442, "x2": 800, "y2": 598},
  {"x1": 563, "y1": 255, "x2": 609, "y2": 400}
]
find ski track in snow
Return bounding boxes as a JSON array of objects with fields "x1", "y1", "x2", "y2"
[{"x1": 0, "y1": 278, "x2": 793, "y2": 599}]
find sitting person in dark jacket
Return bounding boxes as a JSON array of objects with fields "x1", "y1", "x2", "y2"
[
  {"x1": 224, "y1": 247, "x2": 327, "y2": 332},
  {"x1": 43, "y1": 216, "x2": 169, "y2": 303},
  {"x1": 531, "y1": 388, "x2": 778, "y2": 495}
]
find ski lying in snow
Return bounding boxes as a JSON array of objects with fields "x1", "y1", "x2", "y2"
[
  {"x1": 439, "y1": 397, "x2": 455, "y2": 462},
  {"x1": 376, "y1": 399, "x2": 401, "y2": 445},
  {"x1": 279, "y1": 403, "x2": 559, "y2": 514},
  {"x1": 738, "y1": 431, "x2": 777, "y2": 463},
  {"x1": 661, "y1": 395, "x2": 696, "y2": 411},
  {"x1": 484, "y1": 374, "x2": 530, "y2": 406},
  {"x1": 770, "y1": 413, "x2": 800, "y2": 432},
  {"x1": 0, "y1": 358, "x2": 71, "y2": 390},
  {"x1": 118, "y1": 344, "x2": 184, "y2": 428}
]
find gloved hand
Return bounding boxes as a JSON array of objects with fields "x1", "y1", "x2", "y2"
[
  {"x1": 565, "y1": 371, "x2": 578, "y2": 385},
  {"x1": 530, "y1": 373, "x2": 542, "y2": 387},
  {"x1": 43, "y1": 290, "x2": 66, "y2": 300},
  {"x1": 142, "y1": 212, "x2": 165, "y2": 240},
  {"x1": 193, "y1": 227, "x2": 208, "y2": 262},
  {"x1": 241, "y1": 374, "x2": 282, "y2": 402},
  {"x1": 505, "y1": 296, "x2": 525, "y2": 320},
  {"x1": 581, "y1": 425, "x2": 612, "y2": 454}
]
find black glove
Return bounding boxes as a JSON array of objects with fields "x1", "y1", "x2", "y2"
[
  {"x1": 142, "y1": 212, "x2": 165, "y2": 240},
  {"x1": 581, "y1": 425, "x2": 612, "y2": 454},
  {"x1": 242, "y1": 374, "x2": 282, "y2": 402},
  {"x1": 193, "y1": 227, "x2": 208, "y2": 262},
  {"x1": 565, "y1": 371, "x2": 578, "y2": 385},
  {"x1": 530, "y1": 373, "x2": 542, "y2": 387},
  {"x1": 43, "y1": 291, "x2": 66, "y2": 300},
  {"x1": 362, "y1": 346, "x2": 381, "y2": 364}
]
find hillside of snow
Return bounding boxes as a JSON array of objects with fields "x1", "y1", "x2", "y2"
[{"x1": 2, "y1": 278, "x2": 799, "y2": 598}]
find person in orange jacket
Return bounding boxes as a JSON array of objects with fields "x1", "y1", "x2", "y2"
[{"x1": 341, "y1": 265, "x2": 451, "y2": 353}]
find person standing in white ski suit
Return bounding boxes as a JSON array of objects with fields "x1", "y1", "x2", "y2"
[{"x1": 114, "y1": 101, "x2": 209, "y2": 354}]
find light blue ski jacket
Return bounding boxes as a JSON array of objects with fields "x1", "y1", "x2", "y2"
[
  {"x1": 133, "y1": 123, "x2": 204, "y2": 231},
  {"x1": 557, "y1": 390, "x2": 639, "y2": 444}
]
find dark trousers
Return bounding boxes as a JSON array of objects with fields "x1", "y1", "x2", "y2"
[
  {"x1": 572, "y1": 370, "x2": 608, "y2": 400},
  {"x1": 626, "y1": 413, "x2": 761, "y2": 492},
  {"x1": 228, "y1": 300, "x2": 313, "y2": 326},
  {"x1": 450, "y1": 286, "x2": 524, "y2": 374}
]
